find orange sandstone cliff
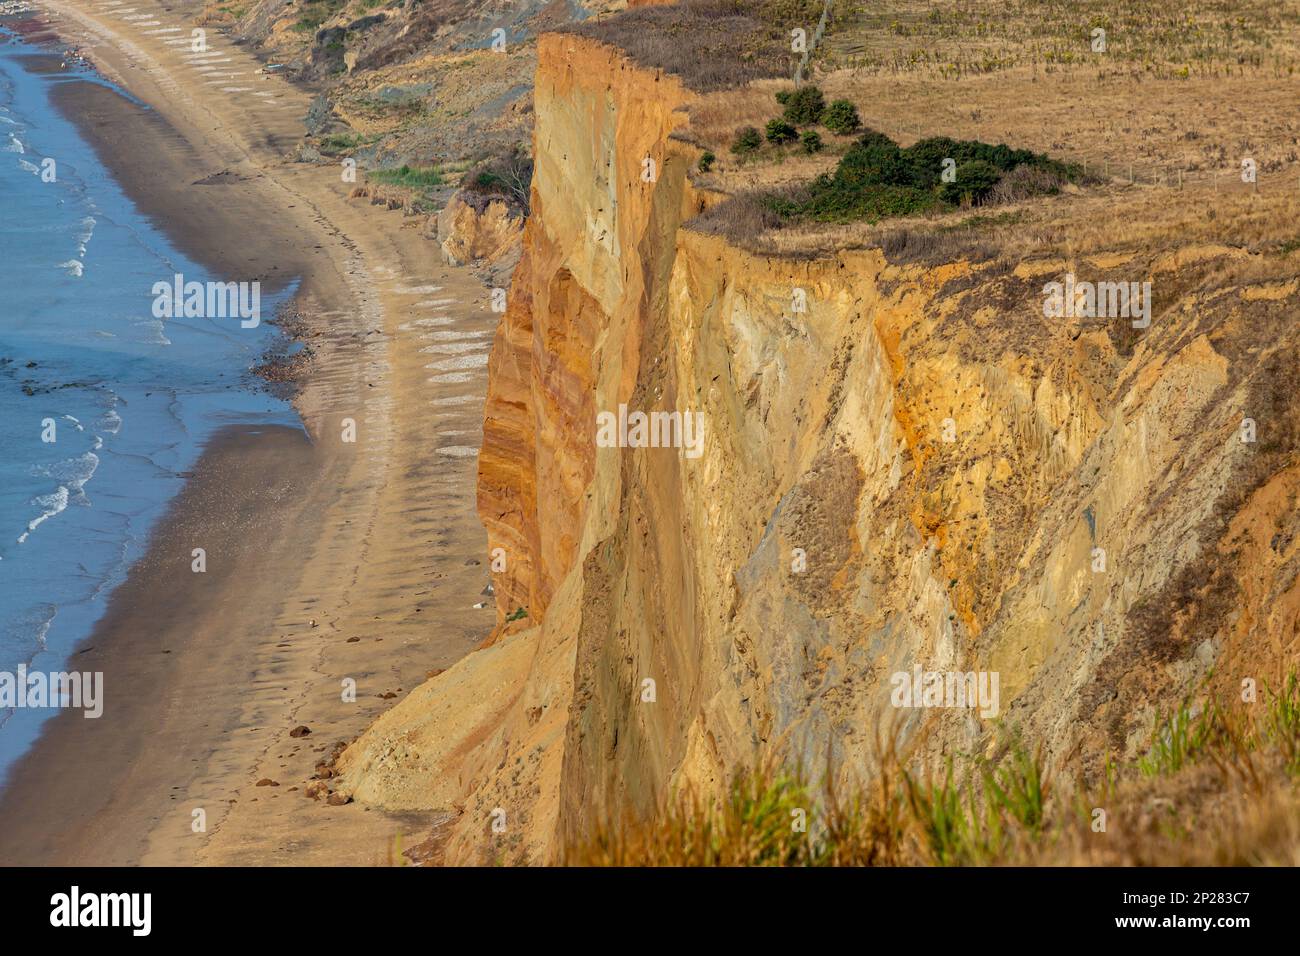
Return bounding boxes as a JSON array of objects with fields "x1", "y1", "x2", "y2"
[{"x1": 335, "y1": 31, "x2": 1300, "y2": 864}]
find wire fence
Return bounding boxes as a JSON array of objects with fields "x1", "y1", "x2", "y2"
[{"x1": 794, "y1": 0, "x2": 835, "y2": 84}]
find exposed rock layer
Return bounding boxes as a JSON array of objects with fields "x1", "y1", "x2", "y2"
[{"x1": 337, "y1": 32, "x2": 1300, "y2": 864}]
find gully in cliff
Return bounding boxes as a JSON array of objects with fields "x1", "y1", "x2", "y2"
[{"x1": 595, "y1": 405, "x2": 706, "y2": 459}]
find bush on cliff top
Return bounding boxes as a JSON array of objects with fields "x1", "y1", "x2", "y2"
[
  {"x1": 765, "y1": 119, "x2": 798, "y2": 145},
  {"x1": 730, "y1": 126, "x2": 763, "y2": 155},
  {"x1": 780, "y1": 84, "x2": 827, "y2": 126},
  {"x1": 822, "y1": 99, "x2": 862, "y2": 135},
  {"x1": 719, "y1": 128, "x2": 1079, "y2": 227}
]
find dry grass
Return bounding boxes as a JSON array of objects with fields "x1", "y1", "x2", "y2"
[
  {"x1": 565, "y1": 677, "x2": 1300, "y2": 866},
  {"x1": 689, "y1": 70, "x2": 1300, "y2": 194},
  {"x1": 688, "y1": 175, "x2": 1300, "y2": 274},
  {"x1": 819, "y1": 0, "x2": 1300, "y2": 79},
  {"x1": 564, "y1": 0, "x2": 822, "y2": 91},
  {"x1": 687, "y1": 145, "x2": 1300, "y2": 277},
  {"x1": 676, "y1": 0, "x2": 1300, "y2": 254}
]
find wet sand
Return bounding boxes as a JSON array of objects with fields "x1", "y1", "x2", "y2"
[{"x1": 0, "y1": 0, "x2": 497, "y2": 864}]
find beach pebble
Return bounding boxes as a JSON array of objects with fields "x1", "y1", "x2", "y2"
[
  {"x1": 289, "y1": 725, "x2": 312, "y2": 738},
  {"x1": 326, "y1": 792, "x2": 353, "y2": 806},
  {"x1": 255, "y1": 778, "x2": 279, "y2": 787}
]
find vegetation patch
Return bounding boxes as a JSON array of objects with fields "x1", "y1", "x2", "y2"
[
  {"x1": 566, "y1": 675, "x2": 1300, "y2": 866},
  {"x1": 700, "y1": 124, "x2": 1079, "y2": 241},
  {"x1": 732, "y1": 85, "x2": 859, "y2": 158},
  {"x1": 462, "y1": 145, "x2": 534, "y2": 215},
  {"x1": 368, "y1": 164, "x2": 445, "y2": 189},
  {"x1": 781, "y1": 129, "x2": 1076, "y2": 223},
  {"x1": 293, "y1": 0, "x2": 347, "y2": 34},
  {"x1": 730, "y1": 126, "x2": 764, "y2": 156},
  {"x1": 316, "y1": 131, "x2": 379, "y2": 156}
]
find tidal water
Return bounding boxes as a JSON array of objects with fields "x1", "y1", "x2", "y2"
[{"x1": 0, "y1": 25, "x2": 299, "y2": 783}]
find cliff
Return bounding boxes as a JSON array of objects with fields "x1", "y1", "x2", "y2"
[{"x1": 335, "y1": 30, "x2": 1300, "y2": 864}]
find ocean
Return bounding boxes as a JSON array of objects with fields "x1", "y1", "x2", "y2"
[{"x1": 0, "y1": 25, "x2": 299, "y2": 783}]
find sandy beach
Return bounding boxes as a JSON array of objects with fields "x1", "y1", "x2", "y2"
[{"x1": 0, "y1": 0, "x2": 495, "y2": 864}]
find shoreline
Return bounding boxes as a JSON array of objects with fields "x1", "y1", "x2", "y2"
[{"x1": 0, "y1": 0, "x2": 495, "y2": 864}]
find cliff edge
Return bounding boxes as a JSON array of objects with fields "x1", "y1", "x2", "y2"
[{"x1": 336, "y1": 27, "x2": 1300, "y2": 864}]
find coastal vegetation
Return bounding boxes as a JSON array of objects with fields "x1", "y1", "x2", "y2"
[
  {"x1": 367, "y1": 164, "x2": 445, "y2": 189},
  {"x1": 706, "y1": 125, "x2": 1078, "y2": 233},
  {"x1": 566, "y1": 677, "x2": 1300, "y2": 866},
  {"x1": 731, "y1": 85, "x2": 858, "y2": 158}
]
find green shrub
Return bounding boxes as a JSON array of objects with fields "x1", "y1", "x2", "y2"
[
  {"x1": 721, "y1": 126, "x2": 1070, "y2": 226},
  {"x1": 731, "y1": 126, "x2": 763, "y2": 155},
  {"x1": 802, "y1": 181, "x2": 944, "y2": 222},
  {"x1": 698, "y1": 150, "x2": 716, "y2": 172},
  {"x1": 774, "y1": 89, "x2": 792, "y2": 105},
  {"x1": 765, "y1": 118, "x2": 798, "y2": 145},
  {"x1": 938, "y1": 159, "x2": 1002, "y2": 205},
  {"x1": 907, "y1": 136, "x2": 1073, "y2": 189},
  {"x1": 902, "y1": 136, "x2": 961, "y2": 189},
  {"x1": 822, "y1": 99, "x2": 861, "y2": 135},
  {"x1": 782, "y1": 85, "x2": 826, "y2": 126},
  {"x1": 835, "y1": 131, "x2": 913, "y2": 187}
]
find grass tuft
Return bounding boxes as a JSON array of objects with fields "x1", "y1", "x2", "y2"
[
  {"x1": 368, "y1": 164, "x2": 445, "y2": 189},
  {"x1": 565, "y1": 674, "x2": 1300, "y2": 866}
]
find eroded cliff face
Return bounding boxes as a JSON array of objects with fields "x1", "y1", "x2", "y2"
[{"x1": 336, "y1": 33, "x2": 1300, "y2": 864}]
